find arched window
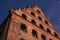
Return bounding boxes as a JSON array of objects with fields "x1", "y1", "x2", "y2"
[
  {"x1": 47, "y1": 28, "x2": 51, "y2": 33},
  {"x1": 20, "y1": 23, "x2": 27, "y2": 32},
  {"x1": 38, "y1": 16, "x2": 42, "y2": 21},
  {"x1": 22, "y1": 14, "x2": 27, "y2": 20},
  {"x1": 20, "y1": 38, "x2": 25, "y2": 40},
  {"x1": 32, "y1": 29, "x2": 38, "y2": 38},
  {"x1": 54, "y1": 32, "x2": 58, "y2": 37},
  {"x1": 0, "y1": 28, "x2": 2, "y2": 36},
  {"x1": 41, "y1": 34, "x2": 46, "y2": 40},
  {"x1": 49, "y1": 38, "x2": 52, "y2": 40},
  {"x1": 0, "y1": 31, "x2": 2, "y2": 36},
  {"x1": 31, "y1": 19, "x2": 36, "y2": 25},
  {"x1": 31, "y1": 12, "x2": 35, "y2": 16},
  {"x1": 37, "y1": 10, "x2": 40, "y2": 13},
  {"x1": 45, "y1": 20, "x2": 49, "y2": 25},
  {"x1": 39, "y1": 24, "x2": 44, "y2": 29}
]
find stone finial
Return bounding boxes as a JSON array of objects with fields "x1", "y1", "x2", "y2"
[
  {"x1": 18, "y1": 8, "x2": 21, "y2": 11},
  {"x1": 9, "y1": 8, "x2": 14, "y2": 12},
  {"x1": 34, "y1": 4, "x2": 40, "y2": 8},
  {"x1": 26, "y1": 5, "x2": 30, "y2": 8}
]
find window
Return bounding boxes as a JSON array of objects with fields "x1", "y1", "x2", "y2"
[
  {"x1": 0, "y1": 29, "x2": 2, "y2": 36},
  {"x1": 31, "y1": 19, "x2": 36, "y2": 25},
  {"x1": 37, "y1": 10, "x2": 40, "y2": 13},
  {"x1": 39, "y1": 24, "x2": 44, "y2": 29},
  {"x1": 49, "y1": 38, "x2": 52, "y2": 40},
  {"x1": 45, "y1": 20, "x2": 49, "y2": 25},
  {"x1": 38, "y1": 16, "x2": 42, "y2": 21},
  {"x1": 41, "y1": 34, "x2": 46, "y2": 40},
  {"x1": 20, "y1": 38, "x2": 25, "y2": 40},
  {"x1": 47, "y1": 28, "x2": 51, "y2": 33},
  {"x1": 31, "y1": 12, "x2": 35, "y2": 16},
  {"x1": 0, "y1": 31, "x2": 2, "y2": 35},
  {"x1": 22, "y1": 14, "x2": 27, "y2": 20},
  {"x1": 32, "y1": 29, "x2": 38, "y2": 38},
  {"x1": 20, "y1": 23, "x2": 27, "y2": 32},
  {"x1": 54, "y1": 32, "x2": 58, "y2": 37}
]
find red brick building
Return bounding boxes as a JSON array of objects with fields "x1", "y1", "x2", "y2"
[{"x1": 0, "y1": 4, "x2": 60, "y2": 40}]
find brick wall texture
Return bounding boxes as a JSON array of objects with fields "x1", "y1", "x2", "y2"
[{"x1": 6, "y1": 5, "x2": 60, "y2": 40}]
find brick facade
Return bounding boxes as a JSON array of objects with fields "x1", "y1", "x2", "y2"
[{"x1": 0, "y1": 4, "x2": 60, "y2": 40}]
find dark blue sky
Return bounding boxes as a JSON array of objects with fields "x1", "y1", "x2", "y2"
[{"x1": 0, "y1": 0, "x2": 60, "y2": 33}]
